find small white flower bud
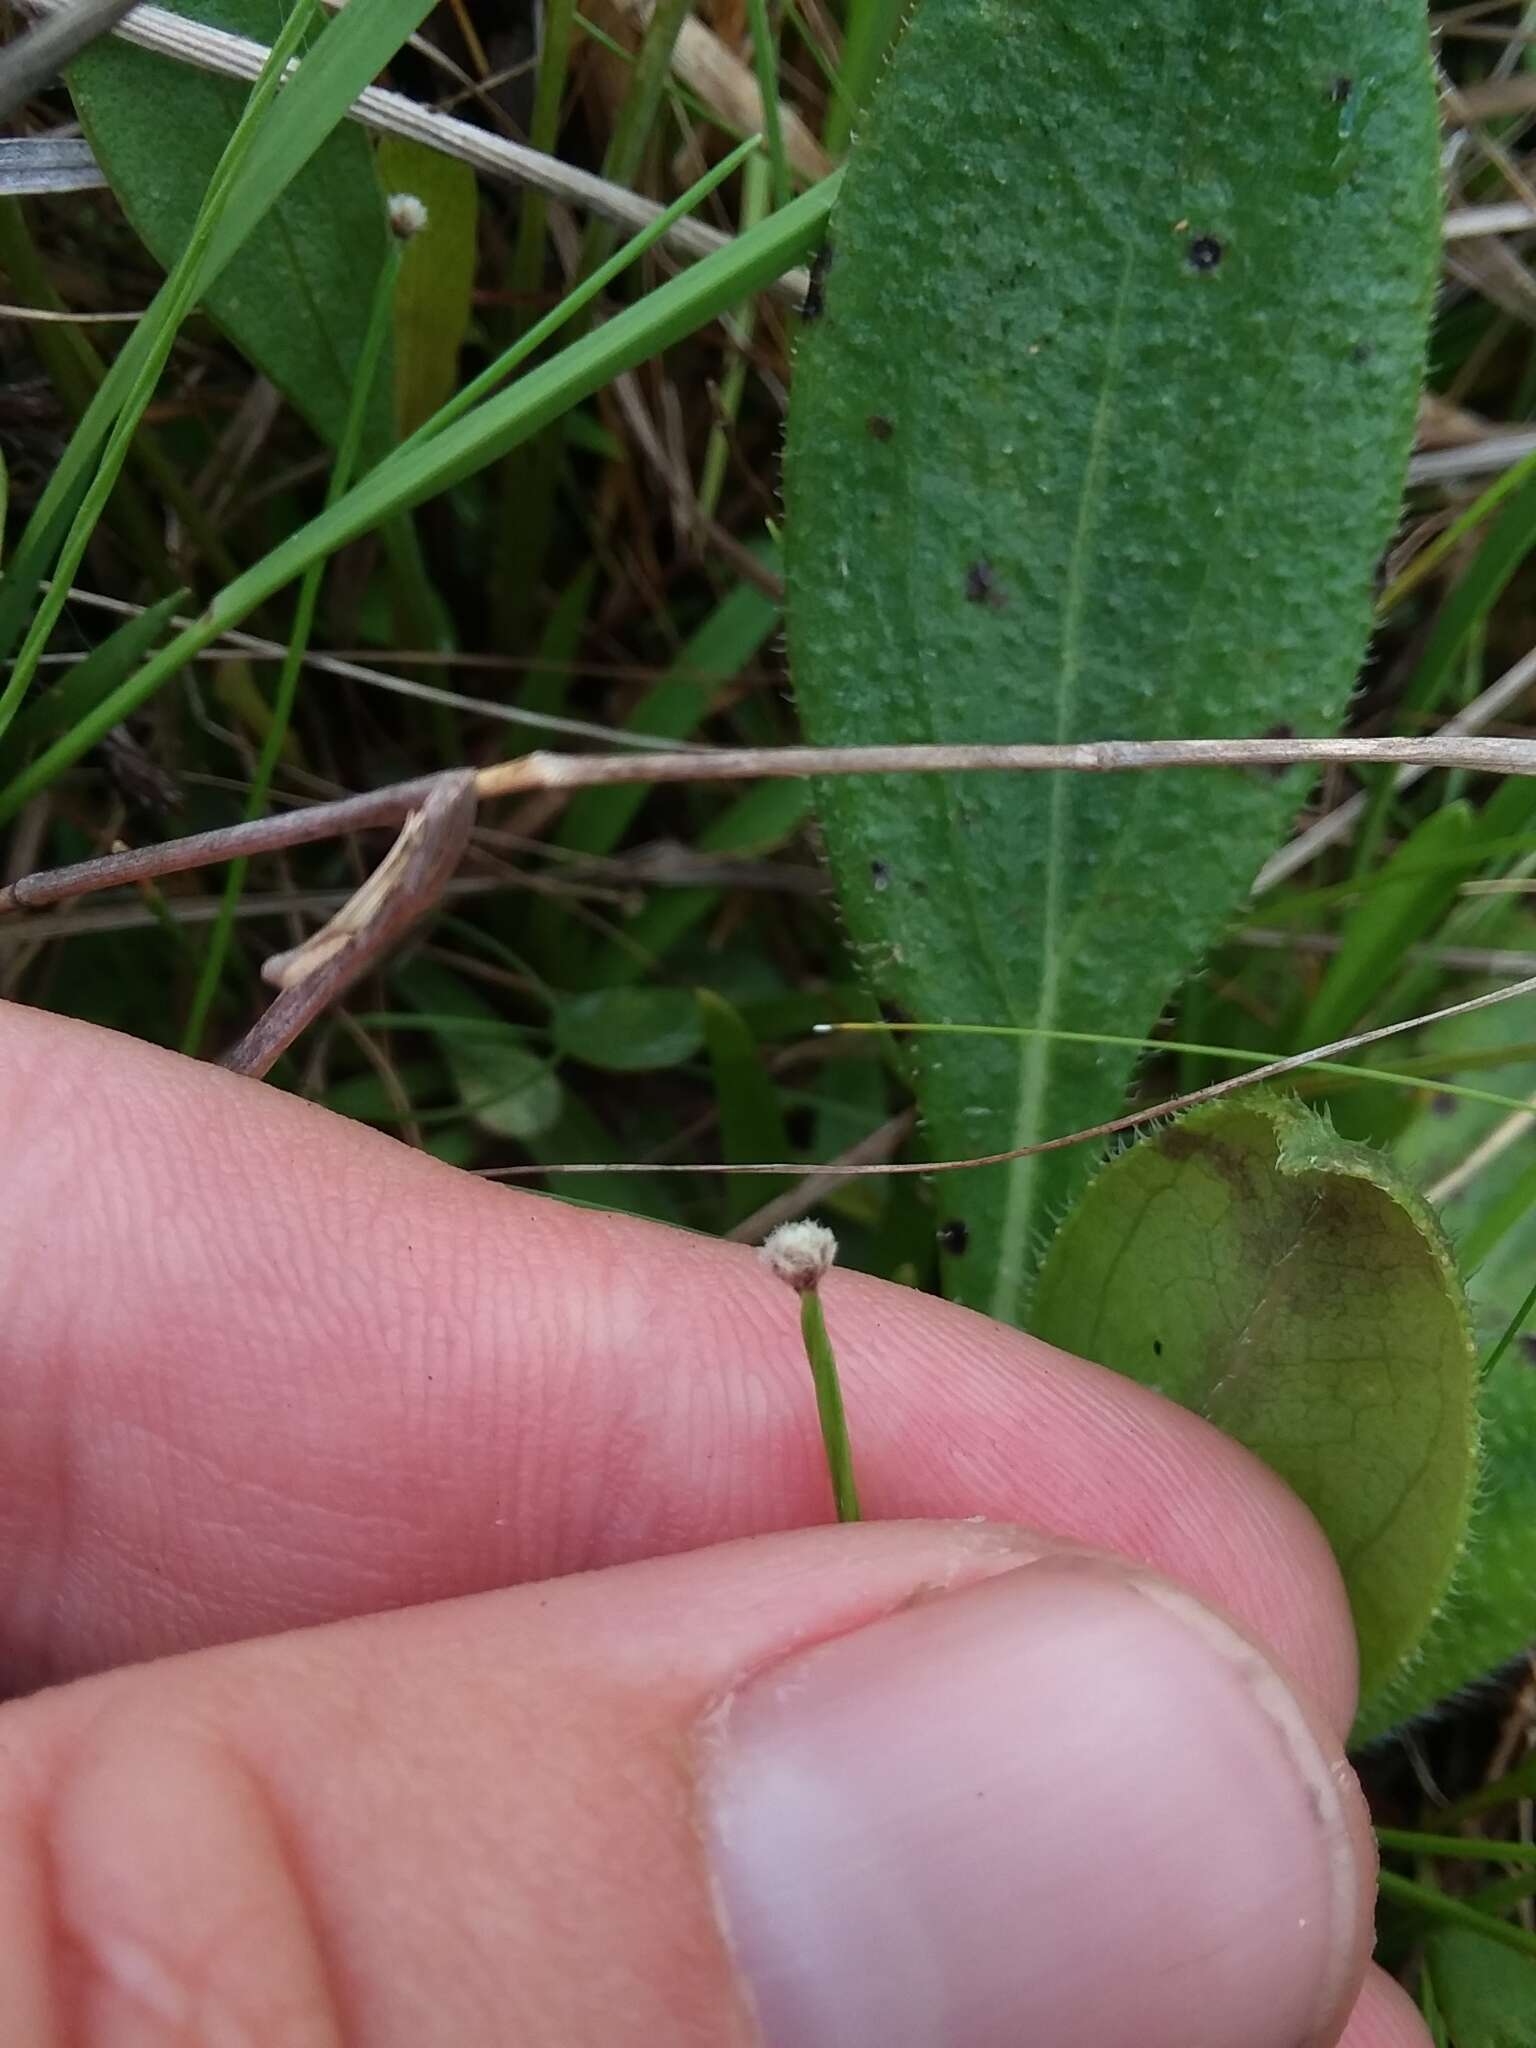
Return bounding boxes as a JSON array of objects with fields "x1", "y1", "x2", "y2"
[
  {"x1": 387, "y1": 192, "x2": 430, "y2": 240},
  {"x1": 759, "y1": 1219, "x2": 838, "y2": 1293}
]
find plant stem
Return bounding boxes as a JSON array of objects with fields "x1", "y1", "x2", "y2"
[
  {"x1": 1377, "y1": 1826, "x2": 1536, "y2": 1865},
  {"x1": 1377, "y1": 1869, "x2": 1536, "y2": 1964},
  {"x1": 800, "y1": 1285, "x2": 860, "y2": 1521}
]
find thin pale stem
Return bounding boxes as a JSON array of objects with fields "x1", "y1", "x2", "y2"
[{"x1": 14, "y1": 732, "x2": 1536, "y2": 915}]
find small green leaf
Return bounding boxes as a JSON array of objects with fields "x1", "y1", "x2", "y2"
[
  {"x1": 697, "y1": 989, "x2": 794, "y2": 1225},
  {"x1": 1427, "y1": 1927, "x2": 1536, "y2": 2048},
  {"x1": 394, "y1": 961, "x2": 564, "y2": 1140},
  {"x1": 376, "y1": 134, "x2": 478, "y2": 439},
  {"x1": 69, "y1": 0, "x2": 395, "y2": 458},
  {"x1": 450, "y1": 1035, "x2": 563, "y2": 1141},
  {"x1": 785, "y1": 0, "x2": 1440, "y2": 1324},
  {"x1": 553, "y1": 988, "x2": 703, "y2": 1071},
  {"x1": 1032, "y1": 1095, "x2": 1479, "y2": 1719}
]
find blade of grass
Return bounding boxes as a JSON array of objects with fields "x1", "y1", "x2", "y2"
[
  {"x1": 1480, "y1": 1268, "x2": 1536, "y2": 1377},
  {"x1": 0, "y1": 589, "x2": 186, "y2": 780},
  {"x1": 1297, "y1": 801, "x2": 1480, "y2": 1046},
  {"x1": 405, "y1": 132, "x2": 762, "y2": 454},
  {"x1": 0, "y1": 196, "x2": 234, "y2": 583}
]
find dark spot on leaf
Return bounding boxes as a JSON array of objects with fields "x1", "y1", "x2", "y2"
[
  {"x1": 801, "y1": 243, "x2": 832, "y2": 320},
  {"x1": 785, "y1": 1104, "x2": 816, "y2": 1147},
  {"x1": 1330, "y1": 75, "x2": 1352, "y2": 103},
  {"x1": 1157, "y1": 1127, "x2": 1201, "y2": 1161},
  {"x1": 939, "y1": 1219, "x2": 969, "y2": 1255},
  {"x1": 879, "y1": 999, "x2": 913, "y2": 1028},
  {"x1": 1351, "y1": 340, "x2": 1373, "y2": 366},
  {"x1": 867, "y1": 414, "x2": 894, "y2": 441},
  {"x1": 1187, "y1": 235, "x2": 1224, "y2": 273},
  {"x1": 870, "y1": 858, "x2": 891, "y2": 892},
  {"x1": 1152, "y1": 1338, "x2": 1163, "y2": 1357},
  {"x1": 1520, "y1": 1335, "x2": 1536, "y2": 1366},
  {"x1": 965, "y1": 559, "x2": 1007, "y2": 608},
  {"x1": 1430, "y1": 1093, "x2": 1458, "y2": 1118}
]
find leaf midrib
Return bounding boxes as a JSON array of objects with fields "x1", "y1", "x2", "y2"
[{"x1": 989, "y1": 235, "x2": 1140, "y2": 1320}]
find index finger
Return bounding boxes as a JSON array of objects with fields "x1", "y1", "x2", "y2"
[{"x1": 0, "y1": 1000, "x2": 1357, "y2": 1727}]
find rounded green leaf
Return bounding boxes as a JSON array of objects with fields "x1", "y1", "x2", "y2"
[
  {"x1": 448, "y1": 1034, "x2": 564, "y2": 1141},
  {"x1": 1427, "y1": 1928, "x2": 1536, "y2": 2048},
  {"x1": 785, "y1": 0, "x2": 1440, "y2": 1324},
  {"x1": 1032, "y1": 1096, "x2": 1479, "y2": 1719},
  {"x1": 552, "y1": 988, "x2": 703, "y2": 1071}
]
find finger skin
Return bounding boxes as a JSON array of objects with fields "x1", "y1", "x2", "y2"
[
  {"x1": 1338, "y1": 1970, "x2": 1433, "y2": 2048},
  {"x1": 0, "y1": 1001, "x2": 1355, "y2": 1725},
  {"x1": 0, "y1": 1524, "x2": 1385, "y2": 2048}
]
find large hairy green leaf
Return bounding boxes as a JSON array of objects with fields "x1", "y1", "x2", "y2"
[
  {"x1": 784, "y1": 0, "x2": 1440, "y2": 1322},
  {"x1": 69, "y1": 0, "x2": 394, "y2": 458},
  {"x1": 1031, "y1": 1097, "x2": 1479, "y2": 1724}
]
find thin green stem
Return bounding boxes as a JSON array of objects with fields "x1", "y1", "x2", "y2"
[
  {"x1": 1377, "y1": 1869, "x2": 1536, "y2": 1964},
  {"x1": 579, "y1": 0, "x2": 696, "y2": 278},
  {"x1": 509, "y1": 0, "x2": 578, "y2": 327},
  {"x1": 820, "y1": 1018, "x2": 1536, "y2": 1119},
  {"x1": 180, "y1": 237, "x2": 405, "y2": 1054},
  {"x1": 743, "y1": 0, "x2": 791, "y2": 210},
  {"x1": 1482, "y1": 1269, "x2": 1536, "y2": 1377},
  {"x1": 801, "y1": 1287, "x2": 861, "y2": 1522},
  {"x1": 1378, "y1": 441, "x2": 1536, "y2": 617},
  {"x1": 1377, "y1": 1826, "x2": 1536, "y2": 1865},
  {"x1": 405, "y1": 133, "x2": 761, "y2": 456}
]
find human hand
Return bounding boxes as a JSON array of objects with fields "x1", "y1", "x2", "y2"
[{"x1": 0, "y1": 1002, "x2": 1425, "y2": 2047}]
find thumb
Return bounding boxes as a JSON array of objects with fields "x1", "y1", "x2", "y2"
[{"x1": 0, "y1": 1521, "x2": 1387, "y2": 2048}]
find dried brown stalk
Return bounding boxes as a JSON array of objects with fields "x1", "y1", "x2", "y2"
[{"x1": 10, "y1": 732, "x2": 1536, "y2": 1136}]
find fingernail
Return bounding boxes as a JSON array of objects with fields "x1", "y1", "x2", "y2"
[{"x1": 702, "y1": 1556, "x2": 1371, "y2": 2048}]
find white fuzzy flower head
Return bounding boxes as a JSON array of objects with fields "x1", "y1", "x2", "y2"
[
  {"x1": 759, "y1": 1219, "x2": 838, "y2": 1294},
  {"x1": 387, "y1": 192, "x2": 430, "y2": 240}
]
